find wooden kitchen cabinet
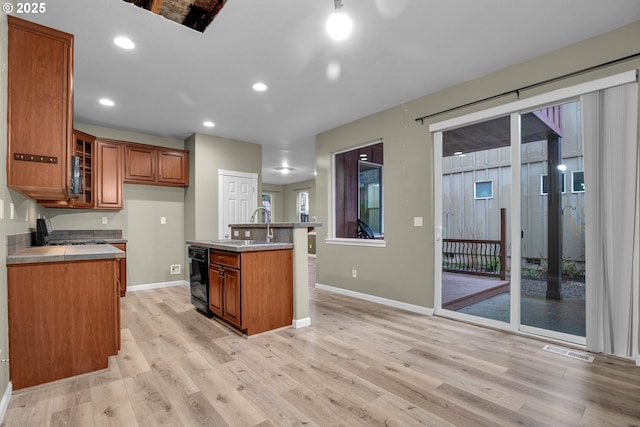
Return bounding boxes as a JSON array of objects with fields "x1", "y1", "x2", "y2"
[
  {"x1": 209, "y1": 249, "x2": 293, "y2": 335},
  {"x1": 38, "y1": 129, "x2": 95, "y2": 208},
  {"x1": 72, "y1": 130, "x2": 96, "y2": 208},
  {"x1": 38, "y1": 132, "x2": 123, "y2": 210},
  {"x1": 112, "y1": 242, "x2": 127, "y2": 296},
  {"x1": 8, "y1": 259, "x2": 120, "y2": 389},
  {"x1": 96, "y1": 139, "x2": 123, "y2": 209},
  {"x1": 7, "y1": 16, "x2": 73, "y2": 200},
  {"x1": 124, "y1": 142, "x2": 189, "y2": 187}
]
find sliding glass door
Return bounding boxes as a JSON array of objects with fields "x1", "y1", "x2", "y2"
[
  {"x1": 519, "y1": 102, "x2": 585, "y2": 343},
  {"x1": 439, "y1": 115, "x2": 512, "y2": 326}
]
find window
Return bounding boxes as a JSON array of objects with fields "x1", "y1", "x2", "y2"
[
  {"x1": 474, "y1": 180, "x2": 493, "y2": 199},
  {"x1": 540, "y1": 173, "x2": 566, "y2": 195},
  {"x1": 334, "y1": 141, "x2": 383, "y2": 239},
  {"x1": 572, "y1": 171, "x2": 585, "y2": 193},
  {"x1": 298, "y1": 192, "x2": 309, "y2": 222},
  {"x1": 261, "y1": 193, "x2": 272, "y2": 222}
]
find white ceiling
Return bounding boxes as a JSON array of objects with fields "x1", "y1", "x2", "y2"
[{"x1": 26, "y1": 0, "x2": 640, "y2": 184}]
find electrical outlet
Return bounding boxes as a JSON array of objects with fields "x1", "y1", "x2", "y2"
[
  {"x1": 244, "y1": 231, "x2": 251, "y2": 238},
  {"x1": 0, "y1": 199, "x2": 4, "y2": 220},
  {"x1": 352, "y1": 267, "x2": 357, "y2": 278},
  {"x1": 170, "y1": 264, "x2": 181, "y2": 275},
  {"x1": 10, "y1": 203, "x2": 15, "y2": 220},
  {"x1": 233, "y1": 230, "x2": 239, "y2": 237},
  {"x1": 102, "y1": 216, "x2": 108, "y2": 225},
  {"x1": 161, "y1": 217, "x2": 167, "y2": 225},
  {"x1": 414, "y1": 216, "x2": 423, "y2": 227}
]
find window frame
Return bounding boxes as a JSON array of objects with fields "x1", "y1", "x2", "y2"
[
  {"x1": 474, "y1": 180, "x2": 494, "y2": 200},
  {"x1": 571, "y1": 170, "x2": 585, "y2": 193},
  {"x1": 540, "y1": 173, "x2": 567, "y2": 195},
  {"x1": 328, "y1": 140, "x2": 386, "y2": 247}
]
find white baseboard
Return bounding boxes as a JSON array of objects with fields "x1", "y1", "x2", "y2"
[
  {"x1": 128, "y1": 280, "x2": 189, "y2": 292},
  {"x1": 315, "y1": 283, "x2": 434, "y2": 316},
  {"x1": 293, "y1": 317, "x2": 311, "y2": 328},
  {"x1": 0, "y1": 381, "x2": 12, "y2": 425}
]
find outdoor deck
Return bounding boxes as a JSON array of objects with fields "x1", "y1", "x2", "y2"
[{"x1": 442, "y1": 272, "x2": 510, "y2": 310}]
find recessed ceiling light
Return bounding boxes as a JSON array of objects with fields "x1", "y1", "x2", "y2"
[
  {"x1": 113, "y1": 36, "x2": 135, "y2": 50},
  {"x1": 252, "y1": 82, "x2": 267, "y2": 92},
  {"x1": 99, "y1": 98, "x2": 115, "y2": 107},
  {"x1": 203, "y1": 121, "x2": 215, "y2": 128}
]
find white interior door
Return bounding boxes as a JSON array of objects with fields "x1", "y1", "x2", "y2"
[{"x1": 218, "y1": 169, "x2": 258, "y2": 239}]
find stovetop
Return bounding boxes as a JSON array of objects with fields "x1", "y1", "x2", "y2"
[{"x1": 47, "y1": 239, "x2": 109, "y2": 246}]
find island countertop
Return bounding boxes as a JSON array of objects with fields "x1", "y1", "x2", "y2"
[
  {"x1": 186, "y1": 239, "x2": 293, "y2": 252},
  {"x1": 7, "y1": 244, "x2": 126, "y2": 265}
]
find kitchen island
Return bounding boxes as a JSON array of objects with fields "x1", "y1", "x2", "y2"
[
  {"x1": 7, "y1": 244, "x2": 124, "y2": 389},
  {"x1": 186, "y1": 239, "x2": 293, "y2": 336},
  {"x1": 229, "y1": 222, "x2": 321, "y2": 329}
]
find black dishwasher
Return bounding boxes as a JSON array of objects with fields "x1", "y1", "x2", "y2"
[{"x1": 188, "y1": 246, "x2": 210, "y2": 314}]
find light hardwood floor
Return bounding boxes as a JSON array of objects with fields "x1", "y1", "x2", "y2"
[{"x1": 3, "y1": 259, "x2": 640, "y2": 426}]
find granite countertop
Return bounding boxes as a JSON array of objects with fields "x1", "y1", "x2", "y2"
[
  {"x1": 7, "y1": 244, "x2": 126, "y2": 265},
  {"x1": 186, "y1": 239, "x2": 293, "y2": 252}
]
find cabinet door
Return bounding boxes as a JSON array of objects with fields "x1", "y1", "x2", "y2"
[
  {"x1": 222, "y1": 267, "x2": 242, "y2": 328},
  {"x1": 96, "y1": 140, "x2": 123, "y2": 209},
  {"x1": 124, "y1": 145, "x2": 156, "y2": 183},
  {"x1": 71, "y1": 130, "x2": 96, "y2": 208},
  {"x1": 111, "y1": 243, "x2": 127, "y2": 296},
  {"x1": 7, "y1": 16, "x2": 73, "y2": 200},
  {"x1": 209, "y1": 264, "x2": 223, "y2": 317},
  {"x1": 158, "y1": 150, "x2": 189, "y2": 186}
]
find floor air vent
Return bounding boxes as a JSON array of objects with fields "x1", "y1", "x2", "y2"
[{"x1": 543, "y1": 345, "x2": 594, "y2": 362}]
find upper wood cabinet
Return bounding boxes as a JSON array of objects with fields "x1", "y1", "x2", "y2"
[
  {"x1": 124, "y1": 143, "x2": 189, "y2": 187},
  {"x1": 71, "y1": 130, "x2": 96, "y2": 208},
  {"x1": 96, "y1": 139, "x2": 123, "y2": 210},
  {"x1": 38, "y1": 131, "x2": 123, "y2": 210},
  {"x1": 7, "y1": 16, "x2": 73, "y2": 200}
]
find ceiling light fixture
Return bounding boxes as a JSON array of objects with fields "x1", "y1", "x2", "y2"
[
  {"x1": 113, "y1": 36, "x2": 135, "y2": 50},
  {"x1": 253, "y1": 82, "x2": 268, "y2": 92},
  {"x1": 203, "y1": 121, "x2": 215, "y2": 128},
  {"x1": 276, "y1": 166, "x2": 295, "y2": 174},
  {"x1": 99, "y1": 98, "x2": 115, "y2": 107},
  {"x1": 326, "y1": 0, "x2": 353, "y2": 41}
]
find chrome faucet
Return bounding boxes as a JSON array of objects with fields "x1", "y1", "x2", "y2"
[{"x1": 250, "y1": 207, "x2": 274, "y2": 242}]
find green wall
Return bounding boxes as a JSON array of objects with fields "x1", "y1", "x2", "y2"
[
  {"x1": 184, "y1": 133, "x2": 262, "y2": 241},
  {"x1": 262, "y1": 183, "x2": 284, "y2": 222},
  {"x1": 283, "y1": 179, "x2": 316, "y2": 223},
  {"x1": 316, "y1": 20, "x2": 640, "y2": 311}
]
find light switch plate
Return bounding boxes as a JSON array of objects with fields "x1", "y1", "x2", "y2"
[
  {"x1": 414, "y1": 216, "x2": 423, "y2": 227},
  {"x1": 160, "y1": 217, "x2": 166, "y2": 225}
]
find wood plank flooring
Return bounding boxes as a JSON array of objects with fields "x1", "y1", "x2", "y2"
[{"x1": 3, "y1": 259, "x2": 640, "y2": 426}]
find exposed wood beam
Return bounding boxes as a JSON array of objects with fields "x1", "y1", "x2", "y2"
[{"x1": 149, "y1": 0, "x2": 163, "y2": 14}]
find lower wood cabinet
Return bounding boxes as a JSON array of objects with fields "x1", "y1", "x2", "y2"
[
  {"x1": 111, "y1": 242, "x2": 127, "y2": 296},
  {"x1": 8, "y1": 259, "x2": 120, "y2": 389},
  {"x1": 209, "y1": 249, "x2": 293, "y2": 336}
]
